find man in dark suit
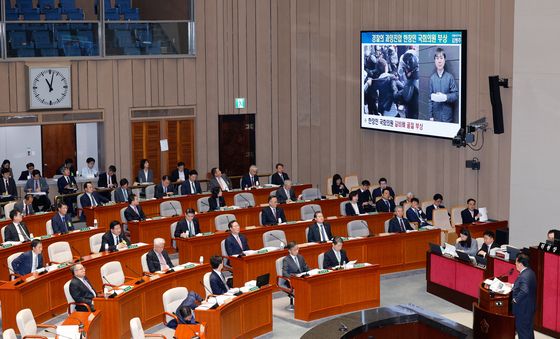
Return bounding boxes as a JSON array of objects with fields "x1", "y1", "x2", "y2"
[
  {"x1": 208, "y1": 167, "x2": 232, "y2": 192},
  {"x1": 154, "y1": 175, "x2": 175, "y2": 199},
  {"x1": 0, "y1": 168, "x2": 17, "y2": 202},
  {"x1": 170, "y1": 162, "x2": 189, "y2": 183},
  {"x1": 114, "y1": 179, "x2": 132, "y2": 203},
  {"x1": 270, "y1": 163, "x2": 290, "y2": 186},
  {"x1": 282, "y1": 241, "x2": 310, "y2": 277},
  {"x1": 322, "y1": 236, "x2": 350, "y2": 269},
  {"x1": 406, "y1": 198, "x2": 430, "y2": 227},
  {"x1": 124, "y1": 194, "x2": 146, "y2": 221},
  {"x1": 209, "y1": 255, "x2": 229, "y2": 295},
  {"x1": 357, "y1": 180, "x2": 375, "y2": 213},
  {"x1": 12, "y1": 239, "x2": 43, "y2": 276},
  {"x1": 388, "y1": 206, "x2": 413, "y2": 233},
  {"x1": 80, "y1": 182, "x2": 109, "y2": 210},
  {"x1": 376, "y1": 188, "x2": 396, "y2": 213},
  {"x1": 99, "y1": 220, "x2": 131, "y2": 252},
  {"x1": 477, "y1": 230, "x2": 499, "y2": 257},
  {"x1": 261, "y1": 196, "x2": 287, "y2": 225},
  {"x1": 460, "y1": 198, "x2": 480, "y2": 224},
  {"x1": 425, "y1": 193, "x2": 446, "y2": 220},
  {"x1": 276, "y1": 180, "x2": 298, "y2": 204},
  {"x1": 24, "y1": 170, "x2": 51, "y2": 212},
  {"x1": 307, "y1": 212, "x2": 333, "y2": 242},
  {"x1": 18, "y1": 162, "x2": 35, "y2": 181},
  {"x1": 69, "y1": 264, "x2": 98, "y2": 312},
  {"x1": 4, "y1": 209, "x2": 32, "y2": 242},
  {"x1": 57, "y1": 167, "x2": 78, "y2": 215},
  {"x1": 51, "y1": 202, "x2": 74, "y2": 234},
  {"x1": 146, "y1": 238, "x2": 174, "y2": 272},
  {"x1": 56, "y1": 158, "x2": 76, "y2": 176},
  {"x1": 224, "y1": 220, "x2": 250, "y2": 256},
  {"x1": 240, "y1": 165, "x2": 260, "y2": 189},
  {"x1": 507, "y1": 253, "x2": 537, "y2": 339},
  {"x1": 15, "y1": 194, "x2": 35, "y2": 216},
  {"x1": 372, "y1": 177, "x2": 395, "y2": 199},
  {"x1": 180, "y1": 170, "x2": 202, "y2": 195},
  {"x1": 97, "y1": 165, "x2": 117, "y2": 200},
  {"x1": 175, "y1": 208, "x2": 200, "y2": 238}
]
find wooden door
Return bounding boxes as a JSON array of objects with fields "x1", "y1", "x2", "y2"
[
  {"x1": 218, "y1": 114, "x2": 255, "y2": 186},
  {"x1": 41, "y1": 124, "x2": 77, "y2": 178},
  {"x1": 166, "y1": 119, "x2": 195, "y2": 171},
  {"x1": 131, "y1": 121, "x2": 161, "y2": 183}
]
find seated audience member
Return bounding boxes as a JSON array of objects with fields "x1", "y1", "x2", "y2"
[
  {"x1": 170, "y1": 162, "x2": 189, "y2": 183},
  {"x1": 406, "y1": 198, "x2": 430, "y2": 227},
  {"x1": 15, "y1": 194, "x2": 35, "y2": 216},
  {"x1": 175, "y1": 208, "x2": 200, "y2": 238},
  {"x1": 241, "y1": 165, "x2": 260, "y2": 189},
  {"x1": 400, "y1": 192, "x2": 414, "y2": 206},
  {"x1": 345, "y1": 191, "x2": 364, "y2": 216},
  {"x1": 57, "y1": 167, "x2": 78, "y2": 215},
  {"x1": 456, "y1": 228, "x2": 478, "y2": 256},
  {"x1": 124, "y1": 194, "x2": 146, "y2": 221},
  {"x1": 307, "y1": 212, "x2": 333, "y2": 243},
  {"x1": 208, "y1": 187, "x2": 226, "y2": 211},
  {"x1": 1, "y1": 159, "x2": 13, "y2": 178},
  {"x1": 181, "y1": 170, "x2": 202, "y2": 195},
  {"x1": 4, "y1": 210, "x2": 31, "y2": 242},
  {"x1": 69, "y1": 264, "x2": 98, "y2": 312},
  {"x1": 51, "y1": 202, "x2": 74, "y2": 234},
  {"x1": 276, "y1": 180, "x2": 298, "y2": 204},
  {"x1": 224, "y1": 220, "x2": 250, "y2": 256},
  {"x1": 208, "y1": 167, "x2": 232, "y2": 192},
  {"x1": 12, "y1": 239, "x2": 43, "y2": 276},
  {"x1": 331, "y1": 174, "x2": 349, "y2": 197},
  {"x1": 99, "y1": 220, "x2": 131, "y2": 252},
  {"x1": 146, "y1": 238, "x2": 173, "y2": 272},
  {"x1": 547, "y1": 229, "x2": 560, "y2": 243},
  {"x1": 271, "y1": 163, "x2": 290, "y2": 185},
  {"x1": 357, "y1": 180, "x2": 375, "y2": 213},
  {"x1": 388, "y1": 206, "x2": 413, "y2": 233},
  {"x1": 80, "y1": 182, "x2": 109, "y2": 209},
  {"x1": 154, "y1": 175, "x2": 175, "y2": 199},
  {"x1": 261, "y1": 196, "x2": 287, "y2": 225},
  {"x1": 81, "y1": 157, "x2": 98, "y2": 178},
  {"x1": 282, "y1": 241, "x2": 310, "y2": 277},
  {"x1": 137, "y1": 159, "x2": 154, "y2": 183},
  {"x1": 97, "y1": 165, "x2": 117, "y2": 200},
  {"x1": 56, "y1": 158, "x2": 76, "y2": 176},
  {"x1": 18, "y1": 162, "x2": 35, "y2": 181},
  {"x1": 0, "y1": 167, "x2": 17, "y2": 202},
  {"x1": 24, "y1": 170, "x2": 51, "y2": 211},
  {"x1": 425, "y1": 193, "x2": 446, "y2": 220},
  {"x1": 477, "y1": 230, "x2": 499, "y2": 257},
  {"x1": 322, "y1": 236, "x2": 350, "y2": 269},
  {"x1": 461, "y1": 198, "x2": 480, "y2": 224},
  {"x1": 114, "y1": 178, "x2": 132, "y2": 203},
  {"x1": 375, "y1": 188, "x2": 396, "y2": 213},
  {"x1": 209, "y1": 255, "x2": 229, "y2": 295},
  {"x1": 372, "y1": 177, "x2": 395, "y2": 199},
  {"x1": 165, "y1": 291, "x2": 203, "y2": 329}
]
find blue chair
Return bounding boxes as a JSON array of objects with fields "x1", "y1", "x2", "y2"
[
  {"x1": 44, "y1": 8, "x2": 62, "y2": 20},
  {"x1": 123, "y1": 46, "x2": 141, "y2": 55},
  {"x1": 115, "y1": 0, "x2": 131, "y2": 13},
  {"x1": 9, "y1": 31, "x2": 30, "y2": 49},
  {"x1": 62, "y1": 42, "x2": 81, "y2": 56},
  {"x1": 105, "y1": 8, "x2": 120, "y2": 20},
  {"x1": 40, "y1": 48, "x2": 59, "y2": 56},
  {"x1": 145, "y1": 41, "x2": 161, "y2": 55},
  {"x1": 56, "y1": 30, "x2": 72, "y2": 48},
  {"x1": 15, "y1": 0, "x2": 33, "y2": 10},
  {"x1": 115, "y1": 30, "x2": 135, "y2": 48},
  {"x1": 32, "y1": 30, "x2": 53, "y2": 48},
  {"x1": 136, "y1": 28, "x2": 152, "y2": 45},
  {"x1": 22, "y1": 8, "x2": 40, "y2": 20},
  {"x1": 59, "y1": 0, "x2": 76, "y2": 13},
  {"x1": 66, "y1": 8, "x2": 84, "y2": 20},
  {"x1": 5, "y1": 8, "x2": 20, "y2": 20},
  {"x1": 122, "y1": 8, "x2": 139, "y2": 20},
  {"x1": 69, "y1": 23, "x2": 92, "y2": 30},
  {"x1": 38, "y1": 0, "x2": 55, "y2": 11},
  {"x1": 6, "y1": 23, "x2": 26, "y2": 31},
  {"x1": 17, "y1": 48, "x2": 36, "y2": 57}
]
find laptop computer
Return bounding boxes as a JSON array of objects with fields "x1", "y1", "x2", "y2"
[
  {"x1": 429, "y1": 242, "x2": 442, "y2": 255},
  {"x1": 256, "y1": 273, "x2": 270, "y2": 288},
  {"x1": 456, "y1": 250, "x2": 472, "y2": 263},
  {"x1": 475, "y1": 255, "x2": 487, "y2": 267}
]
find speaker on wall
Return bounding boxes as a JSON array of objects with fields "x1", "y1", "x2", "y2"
[{"x1": 488, "y1": 75, "x2": 505, "y2": 134}]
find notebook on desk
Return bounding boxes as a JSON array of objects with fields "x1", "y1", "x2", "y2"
[
  {"x1": 256, "y1": 273, "x2": 270, "y2": 288},
  {"x1": 429, "y1": 242, "x2": 443, "y2": 255}
]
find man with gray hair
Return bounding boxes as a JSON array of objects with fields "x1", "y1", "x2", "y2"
[
  {"x1": 145, "y1": 238, "x2": 173, "y2": 273},
  {"x1": 275, "y1": 180, "x2": 301, "y2": 204},
  {"x1": 69, "y1": 264, "x2": 98, "y2": 312},
  {"x1": 241, "y1": 165, "x2": 260, "y2": 189}
]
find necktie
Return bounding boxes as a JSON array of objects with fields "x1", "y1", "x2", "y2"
[
  {"x1": 157, "y1": 251, "x2": 167, "y2": 267},
  {"x1": 25, "y1": 205, "x2": 29, "y2": 216},
  {"x1": 235, "y1": 235, "x2": 243, "y2": 250},
  {"x1": 32, "y1": 253, "x2": 37, "y2": 271},
  {"x1": 191, "y1": 181, "x2": 196, "y2": 194},
  {"x1": 386, "y1": 200, "x2": 390, "y2": 210},
  {"x1": 90, "y1": 194, "x2": 97, "y2": 207},
  {"x1": 18, "y1": 224, "x2": 29, "y2": 241},
  {"x1": 220, "y1": 272, "x2": 227, "y2": 288},
  {"x1": 251, "y1": 176, "x2": 254, "y2": 186},
  {"x1": 35, "y1": 180, "x2": 39, "y2": 190},
  {"x1": 82, "y1": 278, "x2": 96, "y2": 296},
  {"x1": 293, "y1": 256, "x2": 300, "y2": 271},
  {"x1": 319, "y1": 224, "x2": 327, "y2": 241},
  {"x1": 4, "y1": 179, "x2": 8, "y2": 191},
  {"x1": 271, "y1": 208, "x2": 276, "y2": 218},
  {"x1": 285, "y1": 189, "x2": 290, "y2": 200},
  {"x1": 163, "y1": 185, "x2": 167, "y2": 194},
  {"x1": 66, "y1": 176, "x2": 69, "y2": 184},
  {"x1": 399, "y1": 218, "x2": 405, "y2": 232},
  {"x1": 108, "y1": 175, "x2": 112, "y2": 186},
  {"x1": 335, "y1": 250, "x2": 341, "y2": 264},
  {"x1": 188, "y1": 221, "x2": 194, "y2": 236},
  {"x1": 123, "y1": 188, "x2": 128, "y2": 200},
  {"x1": 114, "y1": 235, "x2": 119, "y2": 246}
]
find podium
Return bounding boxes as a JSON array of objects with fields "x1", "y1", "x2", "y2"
[{"x1": 472, "y1": 280, "x2": 515, "y2": 338}]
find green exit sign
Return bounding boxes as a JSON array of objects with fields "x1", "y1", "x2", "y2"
[{"x1": 235, "y1": 98, "x2": 246, "y2": 109}]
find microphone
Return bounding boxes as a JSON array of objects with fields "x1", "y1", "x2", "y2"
[
  {"x1": 497, "y1": 268, "x2": 514, "y2": 281},
  {"x1": 310, "y1": 205, "x2": 318, "y2": 215},
  {"x1": 102, "y1": 275, "x2": 118, "y2": 297},
  {"x1": 199, "y1": 281, "x2": 219, "y2": 309},
  {"x1": 267, "y1": 233, "x2": 287, "y2": 248},
  {"x1": 239, "y1": 194, "x2": 253, "y2": 208},
  {"x1": 170, "y1": 202, "x2": 180, "y2": 217},
  {"x1": 360, "y1": 220, "x2": 374, "y2": 237},
  {"x1": 71, "y1": 245, "x2": 83, "y2": 262},
  {"x1": 124, "y1": 263, "x2": 146, "y2": 284},
  {"x1": 338, "y1": 322, "x2": 349, "y2": 332}
]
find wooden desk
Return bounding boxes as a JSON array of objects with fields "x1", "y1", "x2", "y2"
[
  {"x1": 176, "y1": 213, "x2": 392, "y2": 263},
  {"x1": 0, "y1": 212, "x2": 55, "y2": 238},
  {"x1": 0, "y1": 227, "x2": 102, "y2": 280},
  {"x1": 455, "y1": 220, "x2": 508, "y2": 238},
  {"x1": 0, "y1": 243, "x2": 147, "y2": 332},
  {"x1": 229, "y1": 230, "x2": 440, "y2": 286},
  {"x1": 94, "y1": 263, "x2": 208, "y2": 339},
  {"x1": 62, "y1": 311, "x2": 102, "y2": 339},
  {"x1": 127, "y1": 216, "x2": 182, "y2": 252},
  {"x1": 83, "y1": 203, "x2": 127, "y2": 230},
  {"x1": 175, "y1": 324, "x2": 206, "y2": 339},
  {"x1": 196, "y1": 285, "x2": 273, "y2": 339},
  {"x1": 290, "y1": 265, "x2": 380, "y2": 321}
]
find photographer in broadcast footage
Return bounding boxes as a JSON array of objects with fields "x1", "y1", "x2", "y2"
[
  {"x1": 395, "y1": 50, "x2": 420, "y2": 119},
  {"x1": 428, "y1": 47, "x2": 458, "y2": 122}
]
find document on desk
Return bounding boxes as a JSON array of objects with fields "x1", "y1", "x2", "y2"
[
  {"x1": 483, "y1": 278, "x2": 512, "y2": 294},
  {"x1": 57, "y1": 325, "x2": 81, "y2": 339},
  {"x1": 443, "y1": 243, "x2": 457, "y2": 257}
]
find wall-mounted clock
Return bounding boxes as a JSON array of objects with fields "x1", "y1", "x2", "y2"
[{"x1": 28, "y1": 66, "x2": 72, "y2": 110}]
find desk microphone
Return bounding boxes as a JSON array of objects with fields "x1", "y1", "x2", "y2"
[
  {"x1": 497, "y1": 268, "x2": 515, "y2": 281},
  {"x1": 360, "y1": 220, "x2": 374, "y2": 237},
  {"x1": 239, "y1": 194, "x2": 253, "y2": 208},
  {"x1": 199, "y1": 281, "x2": 219, "y2": 309},
  {"x1": 338, "y1": 322, "x2": 348, "y2": 332},
  {"x1": 170, "y1": 202, "x2": 180, "y2": 217},
  {"x1": 71, "y1": 245, "x2": 83, "y2": 262},
  {"x1": 267, "y1": 233, "x2": 287, "y2": 249},
  {"x1": 124, "y1": 263, "x2": 145, "y2": 284}
]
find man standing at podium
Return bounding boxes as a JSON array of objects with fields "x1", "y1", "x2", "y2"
[{"x1": 507, "y1": 253, "x2": 537, "y2": 339}]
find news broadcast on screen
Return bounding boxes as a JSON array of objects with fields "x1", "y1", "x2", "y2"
[{"x1": 360, "y1": 30, "x2": 466, "y2": 138}]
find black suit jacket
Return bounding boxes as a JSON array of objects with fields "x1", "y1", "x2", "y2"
[
  {"x1": 275, "y1": 187, "x2": 297, "y2": 204},
  {"x1": 209, "y1": 270, "x2": 228, "y2": 295},
  {"x1": 18, "y1": 170, "x2": 34, "y2": 181},
  {"x1": 323, "y1": 248, "x2": 349, "y2": 269},
  {"x1": 80, "y1": 192, "x2": 109, "y2": 208},
  {"x1": 175, "y1": 218, "x2": 201, "y2": 237},
  {"x1": 376, "y1": 198, "x2": 395, "y2": 213},
  {"x1": 99, "y1": 231, "x2": 131, "y2": 252},
  {"x1": 477, "y1": 242, "x2": 499, "y2": 257},
  {"x1": 406, "y1": 207, "x2": 428, "y2": 224},
  {"x1": 512, "y1": 268, "x2": 537, "y2": 319},
  {"x1": 97, "y1": 172, "x2": 117, "y2": 188},
  {"x1": 51, "y1": 213, "x2": 74, "y2": 234},
  {"x1": 146, "y1": 249, "x2": 174, "y2": 272},
  {"x1": 170, "y1": 169, "x2": 189, "y2": 183},
  {"x1": 332, "y1": 184, "x2": 349, "y2": 196},
  {"x1": 461, "y1": 208, "x2": 479, "y2": 224},
  {"x1": 208, "y1": 197, "x2": 226, "y2": 211},
  {"x1": 271, "y1": 172, "x2": 289, "y2": 186},
  {"x1": 372, "y1": 186, "x2": 395, "y2": 199},
  {"x1": 124, "y1": 205, "x2": 146, "y2": 221},
  {"x1": 241, "y1": 174, "x2": 260, "y2": 188},
  {"x1": 154, "y1": 183, "x2": 175, "y2": 199},
  {"x1": 180, "y1": 180, "x2": 202, "y2": 195},
  {"x1": 425, "y1": 204, "x2": 445, "y2": 220},
  {"x1": 388, "y1": 217, "x2": 413, "y2": 233},
  {"x1": 345, "y1": 202, "x2": 364, "y2": 216},
  {"x1": 307, "y1": 223, "x2": 333, "y2": 242},
  {"x1": 224, "y1": 234, "x2": 250, "y2": 256},
  {"x1": 57, "y1": 175, "x2": 78, "y2": 194},
  {"x1": 4, "y1": 222, "x2": 31, "y2": 242},
  {"x1": 69, "y1": 276, "x2": 97, "y2": 312},
  {"x1": 0, "y1": 177, "x2": 17, "y2": 197},
  {"x1": 261, "y1": 206, "x2": 287, "y2": 225},
  {"x1": 12, "y1": 250, "x2": 43, "y2": 275}
]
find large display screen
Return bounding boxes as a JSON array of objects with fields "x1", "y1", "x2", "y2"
[{"x1": 360, "y1": 30, "x2": 466, "y2": 138}]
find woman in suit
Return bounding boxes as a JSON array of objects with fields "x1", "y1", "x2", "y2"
[
  {"x1": 345, "y1": 191, "x2": 364, "y2": 216},
  {"x1": 331, "y1": 174, "x2": 349, "y2": 197},
  {"x1": 137, "y1": 159, "x2": 153, "y2": 183},
  {"x1": 208, "y1": 187, "x2": 226, "y2": 211},
  {"x1": 2, "y1": 159, "x2": 13, "y2": 178},
  {"x1": 456, "y1": 228, "x2": 478, "y2": 256}
]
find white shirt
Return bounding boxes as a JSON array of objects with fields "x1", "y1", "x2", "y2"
[
  {"x1": 81, "y1": 167, "x2": 98, "y2": 178},
  {"x1": 334, "y1": 249, "x2": 341, "y2": 263},
  {"x1": 213, "y1": 269, "x2": 227, "y2": 286},
  {"x1": 14, "y1": 223, "x2": 27, "y2": 242},
  {"x1": 351, "y1": 202, "x2": 360, "y2": 214},
  {"x1": 178, "y1": 171, "x2": 186, "y2": 181},
  {"x1": 31, "y1": 252, "x2": 38, "y2": 272},
  {"x1": 78, "y1": 277, "x2": 96, "y2": 296},
  {"x1": 291, "y1": 255, "x2": 300, "y2": 270},
  {"x1": 217, "y1": 177, "x2": 229, "y2": 191}
]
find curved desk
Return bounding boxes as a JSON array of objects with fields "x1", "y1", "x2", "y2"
[{"x1": 0, "y1": 211, "x2": 55, "y2": 238}]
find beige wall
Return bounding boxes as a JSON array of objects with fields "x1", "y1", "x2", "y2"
[{"x1": 0, "y1": 0, "x2": 514, "y2": 219}]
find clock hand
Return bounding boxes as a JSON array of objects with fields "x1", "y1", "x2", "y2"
[
  {"x1": 49, "y1": 72, "x2": 55, "y2": 92},
  {"x1": 45, "y1": 78, "x2": 53, "y2": 92}
]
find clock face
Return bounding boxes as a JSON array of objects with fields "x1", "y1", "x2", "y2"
[{"x1": 29, "y1": 67, "x2": 72, "y2": 109}]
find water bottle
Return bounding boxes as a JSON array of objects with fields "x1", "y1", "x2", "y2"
[
  {"x1": 280, "y1": 241, "x2": 284, "y2": 249},
  {"x1": 93, "y1": 219, "x2": 98, "y2": 228},
  {"x1": 105, "y1": 244, "x2": 109, "y2": 252},
  {"x1": 199, "y1": 256, "x2": 204, "y2": 264}
]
